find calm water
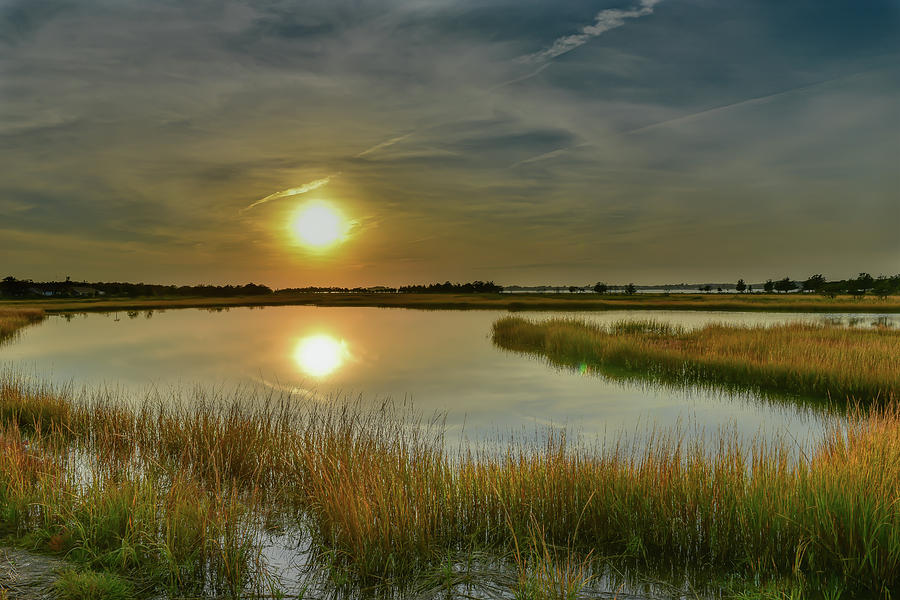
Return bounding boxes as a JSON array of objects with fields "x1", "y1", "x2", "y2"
[{"x1": 4, "y1": 306, "x2": 896, "y2": 446}]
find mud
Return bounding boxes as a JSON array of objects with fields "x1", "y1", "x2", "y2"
[{"x1": 0, "y1": 548, "x2": 64, "y2": 600}]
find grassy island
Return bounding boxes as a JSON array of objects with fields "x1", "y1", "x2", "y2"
[{"x1": 492, "y1": 317, "x2": 900, "y2": 403}]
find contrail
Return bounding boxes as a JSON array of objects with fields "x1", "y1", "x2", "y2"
[
  {"x1": 355, "y1": 133, "x2": 413, "y2": 158},
  {"x1": 625, "y1": 77, "x2": 849, "y2": 136},
  {"x1": 242, "y1": 176, "x2": 333, "y2": 212},
  {"x1": 491, "y1": 62, "x2": 553, "y2": 91},
  {"x1": 523, "y1": 0, "x2": 663, "y2": 63}
]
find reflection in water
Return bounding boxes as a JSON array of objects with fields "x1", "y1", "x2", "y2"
[{"x1": 293, "y1": 334, "x2": 349, "y2": 378}]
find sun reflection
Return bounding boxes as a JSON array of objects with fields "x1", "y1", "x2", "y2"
[
  {"x1": 293, "y1": 334, "x2": 349, "y2": 378},
  {"x1": 290, "y1": 201, "x2": 348, "y2": 249}
]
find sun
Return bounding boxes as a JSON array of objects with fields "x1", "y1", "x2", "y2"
[
  {"x1": 290, "y1": 201, "x2": 348, "y2": 249},
  {"x1": 293, "y1": 334, "x2": 349, "y2": 378}
]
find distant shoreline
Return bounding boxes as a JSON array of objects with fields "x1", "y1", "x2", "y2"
[{"x1": 2, "y1": 291, "x2": 899, "y2": 313}]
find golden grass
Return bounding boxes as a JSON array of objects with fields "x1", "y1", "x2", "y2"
[
  {"x1": 2, "y1": 292, "x2": 899, "y2": 314},
  {"x1": 0, "y1": 309, "x2": 44, "y2": 343},
  {"x1": 493, "y1": 318, "x2": 900, "y2": 402},
  {"x1": 1, "y1": 372, "x2": 899, "y2": 596}
]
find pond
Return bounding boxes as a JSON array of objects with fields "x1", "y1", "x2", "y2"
[{"x1": 4, "y1": 306, "x2": 895, "y2": 448}]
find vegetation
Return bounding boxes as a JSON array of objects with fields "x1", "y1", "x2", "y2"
[
  {"x1": 492, "y1": 317, "x2": 900, "y2": 402},
  {"x1": 0, "y1": 308, "x2": 44, "y2": 344},
  {"x1": 0, "y1": 276, "x2": 272, "y2": 299},
  {"x1": 0, "y1": 368, "x2": 898, "y2": 597},
  {"x1": 2, "y1": 308, "x2": 900, "y2": 596},
  {"x1": 398, "y1": 280, "x2": 503, "y2": 293},
  {"x1": 54, "y1": 570, "x2": 135, "y2": 600},
  {"x1": 4, "y1": 291, "x2": 900, "y2": 316}
]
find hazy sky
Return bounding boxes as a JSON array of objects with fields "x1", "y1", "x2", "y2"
[{"x1": 2, "y1": 0, "x2": 898, "y2": 287}]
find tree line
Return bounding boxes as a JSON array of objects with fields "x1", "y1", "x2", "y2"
[
  {"x1": 740, "y1": 273, "x2": 900, "y2": 298},
  {"x1": 0, "y1": 276, "x2": 272, "y2": 299},
  {"x1": 3, "y1": 274, "x2": 897, "y2": 300}
]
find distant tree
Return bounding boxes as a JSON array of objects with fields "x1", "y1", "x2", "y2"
[
  {"x1": 802, "y1": 274, "x2": 826, "y2": 293},
  {"x1": 821, "y1": 281, "x2": 844, "y2": 298},
  {"x1": 0, "y1": 276, "x2": 16, "y2": 296},
  {"x1": 717, "y1": 287, "x2": 723, "y2": 293},
  {"x1": 763, "y1": 279, "x2": 775, "y2": 293},
  {"x1": 735, "y1": 279, "x2": 746, "y2": 293},
  {"x1": 774, "y1": 277, "x2": 797, "y2": 293},
  {"x1": 855, "y1": 272, "x2": 875, "y2": 292},
  {"x1": 593, "y1": 282, "x2": 608, "y2": 294},
  {"x1": 700, "y1": 285, "x2": 713, "y2": 293},
  {"x1": 0, "y1": 276, "x2": 30, "y2": 297},
  {"x1": 568, "y1": 286, "x2": 581, "y2": 293},
  {"x1": 624, "y1": 283, "x2": 637, "y2": 295},
  {"x1": 872, "y1": 276, "x2": 894, "y2": 300}
]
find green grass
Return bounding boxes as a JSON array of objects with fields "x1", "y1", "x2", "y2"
[
  {"x1": 54, "y1": 570, "x2": 135, "y2": 600},
  {"x1": 0, "y1": 373, "x2": 899, "y2": 597},
  {"x1": 492, "y1": 317, "x2": 900, "y2": 402}
]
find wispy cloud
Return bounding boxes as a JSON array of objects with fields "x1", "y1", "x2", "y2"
[
  {"x1": 524, "y1": 0, "x2": 663, "y2": 62},
  {"x1": 355, "y1": 133, "x2": 413, "y2": 158},
  {"x1": 242, "y1": 176, "x2": 333, "y2": 212}
]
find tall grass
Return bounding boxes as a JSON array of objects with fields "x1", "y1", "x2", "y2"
[
  {"x1": 0, "y1": 309, "x2": 44, "y2": 344},
  {"x1": 1, "y1": 372, "x2": 900, "y2": 596},
  {"x1": 492, "y1": 317, "x2": 900, "y2": 402}
]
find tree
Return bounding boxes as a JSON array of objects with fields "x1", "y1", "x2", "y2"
[
  {"x1": 821, "y1": 281, "x2": 844, "y2": 298},
  {"x1": 855, "y1": 272, "x2": 875, "y2": 292},
  {"x1": 774, "y1": 277, "x2": 797, "y2": 293},
  {"x1": 872, "y1": 276, "x2": 894, "y2": 300},
  {"x1": 568, "y1": 286, "x2": 581, "y2": 293},
  {"x1": 735, "y1": 279, "x2": 746, "y2": 293},
  {"x1": 624, "y1": 283, "x2": 637, "y2": 295},
  {"x1": 802, "y1": 274, "x2": 826, "y2": 293},
  {"x1": 593, "y1": 282, "x2": 608, "y2": 294},
  {"x1": 763, "y1": 279, "x2": 775, "y2": 293}
]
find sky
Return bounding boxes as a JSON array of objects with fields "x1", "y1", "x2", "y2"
[{"x1": 1, "y1": 0, "x2": 898, "y2": 287}]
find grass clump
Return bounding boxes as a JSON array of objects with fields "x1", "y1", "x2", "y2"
[
  {"x1": 492, "y1": 317, "x2": 900, "y2": 402},
  {"x1": 0, "y1": 308, "x2": 44, "y2": 344},
  {"x1": 54, "y1": 569, "x2": 135, "y2": 600}
]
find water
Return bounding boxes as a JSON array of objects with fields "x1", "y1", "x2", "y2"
[
  {"x1": 4, "y1": 306, "x2": 895, "y2": 447},
  {"x1": 4, "y1": 305, "x2": 896, "y2": 598}
]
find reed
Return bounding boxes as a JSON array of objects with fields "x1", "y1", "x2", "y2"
[
  {"x1": 0, "y1": 309, "x2": 44, "y2": 344},
  {"x1": 1, "y1": 373, "x2": 899, "y2": 596},
  {"x1": 492, "y1": 317, "x2": 900, "y2": 402}
]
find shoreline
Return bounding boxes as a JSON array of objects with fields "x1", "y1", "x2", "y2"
[{"x1": 2, "y1": 292, "x2": 900, "y2": 314}]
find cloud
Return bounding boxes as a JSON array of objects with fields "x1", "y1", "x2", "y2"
[
  {"x1": 242, "y1": 176, "x2": 334, "y2": 212},
  {"x1": 523, "y1": 0, "x2": 663, "y2": 62}
]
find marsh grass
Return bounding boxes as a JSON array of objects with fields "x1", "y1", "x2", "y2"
[
  {"x1": 0, "y1": 309, "x2": 44, "y2": 345},
  {"x1": 492, "y1": 317, "x2": 900, "y2": 402},
  {"x1": 0, "y1": 372, "x2": 899, "y2": 598},
  {"x1": 54, "y1": 569, "x2": 135, "y2": 600}
]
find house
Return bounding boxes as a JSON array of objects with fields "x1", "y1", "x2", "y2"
[{"x1": 70, "y1": 286, "x2": 101, "y2": 297}]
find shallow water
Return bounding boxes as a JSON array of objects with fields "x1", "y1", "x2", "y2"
[{"x1": 4, "y1": 306, "x2": 895, "y2": 448}]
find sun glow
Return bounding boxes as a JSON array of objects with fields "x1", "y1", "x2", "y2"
[
  {"x1": 293, "y1": 334, "x2": 349, "y2": 378},
  {"x1": 290, "y1": 201, "x2": 348, "y2": 249}
]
